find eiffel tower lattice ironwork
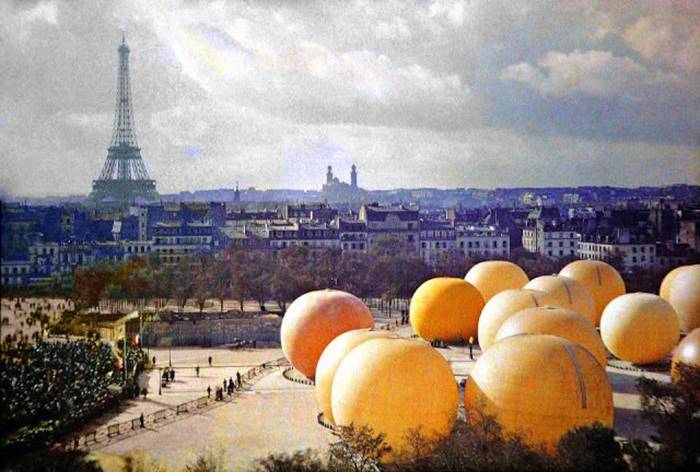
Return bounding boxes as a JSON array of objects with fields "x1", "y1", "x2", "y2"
[{"x1": 86, "y1": 34, "x2": 159, "y2": 207}]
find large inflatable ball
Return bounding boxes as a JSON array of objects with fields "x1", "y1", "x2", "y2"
[
  {"x1": 280, "y1": 289, "x2": 374, "y2": 379},
  {"x1": 525, "y1": 275, "x2": 597, "y2": 326},
  {"x1": 478, "y1": 288, "x2": 560, "y2": 350},
  {"x1": 559, "y1": 260, "x2": 625, "y2": 325},
  {"x1": 410, "y1": 277, "x2": 484, "y2": 342},
  {"x1": 464, "y1": 334, "x2": 613, "y2": 451},
  {"x1": 465, "y1": 261, "x2": 529, "y2": 303},
  {"x1": 660, "y1": 265, "x2": 700, "y2": 333},
  {"x1": 671, "y1": 328, "x2": 700, "y2": 381},
  {"x1": 495, "y1": 306, "x2": 607, "y2": 367},
  {"x1": 600, "y1": 293, "x2": 680, "y2": 365},
  {"x1": 315, "y1": 328, "x2": 395, "y2": 425},
  {"x1": 332, "y1": 338, "x2": 458, "y2": 461}
]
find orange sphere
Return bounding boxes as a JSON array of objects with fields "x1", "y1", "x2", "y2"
[
  {"x1": 659, "y1": 265, "x2": 690, "y2": 300},
  {"x1": 332, "y1": 338, "x2": 458, "y2": 461},
  {"x1": 478, "y1": 288, "x2": 560, "y2": 350},
  {"x1": 465, "y1": 261, "x2": 529, "y2": 303},
  {"x1": 671, "y1": 328, "x2": 700, "y2": 381},
  {"x1": 560, "y1": 260, "x2": 626, "y2": 325},
  {"x1": 660, "y1": 265, "x2": 700, "y2": 333},
  {"x1": 600, "y1": 293, "x2": 680, "y2": 365},
  {"x1": 281, "y1": 289, "x2": 374, "y2": 379},
  {"x1": 464, "y1": 334, "x2": 613, "y2": 451},
  {"x1": 495, "y1": 306, "x2": 607, "y2": 367},
  {"x1": 410, "y1": 277, "x2": 484, "y2": 342},
  {"x1": 525, "y1": 275, "x2": 597, "y2": 326},
  {"x1": 315, "y1": 328, "x2": 395, "y2": 425}
]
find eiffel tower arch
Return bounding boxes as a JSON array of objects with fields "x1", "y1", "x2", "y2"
[{"x1": 86, "y1": 34, "x2": 159, "y2": 208}]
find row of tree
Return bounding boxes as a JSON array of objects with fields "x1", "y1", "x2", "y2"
[{"x1": 5, "y1": 236, "x2": 688, "y2": 315}]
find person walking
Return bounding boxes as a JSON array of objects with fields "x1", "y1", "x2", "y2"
[
  {"x1": 139, "y1": 412, "x2": 145, "y2": 428},
  {"x1": 207, "y1": 385, "x2": 211, "y2": 398},
  {"x1": 468, "y1": 336, "x2": 474, "y2": 360},
  {"x1": 170, "y1": 369, "x2": 175, "y2": 382},
  {"x1": 208, "y1": 356, "x2": 213, "y2": 366},
  {"x1": 152, "y1": 355, "x2": 156, "y2": 366},
  {"x1": 236, "y1": 371, "x2": 242, "y2": 388},
  {"x1": 195, "y1": 365, "x2": 200, "y2": 377}
]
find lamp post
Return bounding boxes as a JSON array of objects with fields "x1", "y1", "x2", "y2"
[{"x1": 158, "y1": 368, "x2": 162, "y2": 395}]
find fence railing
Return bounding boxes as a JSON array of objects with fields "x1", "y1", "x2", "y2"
[{"x1": 59, "y1": 357, "x2": 287, "y2": 450}]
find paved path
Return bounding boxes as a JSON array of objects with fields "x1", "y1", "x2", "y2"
[{"x1": 94, "y1": 366, "x2": 332, "y2": 471}]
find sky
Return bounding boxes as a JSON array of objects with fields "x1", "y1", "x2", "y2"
[{"x1": 1, "y1": 0, "x2": 699, "y2": 197}]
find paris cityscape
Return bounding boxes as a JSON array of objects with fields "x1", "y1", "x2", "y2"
[{"x1": 1, "y1": 1, "x2": 700, "y2": 471}]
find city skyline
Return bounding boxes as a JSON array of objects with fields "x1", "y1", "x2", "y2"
[{"x1": 1, "y1": 1, "x2": 699, "y2": 199}]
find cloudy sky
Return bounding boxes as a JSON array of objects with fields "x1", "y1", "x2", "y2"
[{"x1": 1, "y1": 0, "x2": 699, "y2": 197}]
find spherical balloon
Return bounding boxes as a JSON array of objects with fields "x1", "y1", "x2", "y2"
[
  {"x1": 410, "y1": 277, "x2": 484, "y2": 342},
  {"x1": 281, "y1": 289, "x2": 374, "y2": 379},
  {"x1": 600, "y1": 293, "x2": 680, "y2": 364},
  {"x1": 660, "y1": 265, "x2": 700, "y2": 333},
  {"x1": 464, "y1": 334, "x2": 613, "y2": 451},
  {"x1": 495, "y1": 306, "x2": 607, "y2": 367},
  {"x1": 478, "y1": 288, "x2": 560, "y2": 350},
  {"x1": 315, "y1": 328, "x2": 395, "y2": 425},
  {"x1": 332, "y1": 338, "x2": 458, "y2": 461},
  {"x1": 559, "y1": 260, "x2": 625, "y2": 325},
  {"x1": 465, "y1": 261, "x2": 529, "y2": 303},
  {"x1": 659, "y1": 265, "x2": 691, "y2": 300},
  {"x1": 671, "y1": 328, "x2": 700, "y2": 381},
  {"x1": 525, "y1": 275, "x2": 597, "y2": 326}
]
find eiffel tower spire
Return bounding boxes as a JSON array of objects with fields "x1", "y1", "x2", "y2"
[{"x1": 87, "y1": 34, "x2": 159, "y2": 208}]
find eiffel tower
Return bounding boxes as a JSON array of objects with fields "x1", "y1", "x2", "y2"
[{"x1": 86, "y1": 34, "x2": 159, "y2": 208}]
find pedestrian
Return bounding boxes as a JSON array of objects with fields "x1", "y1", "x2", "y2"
[
  {"x1": 223, "y1": 379, "x2": 227, "y2": 391},
  {"x1": 170, "y1": 369, "x2": 175, "y2": 382},
  {"x1": 152, "y1": 355, "x2": 156, "y2": 366},
  {"x1": 141, "y1": 387, "x2": 148, "y2": 399},
  {"x1": 207, "y1": 385, "x2": 211, "y2": 398},
  {"x1": 236, "y1": 371, "x2": 241, "y2": 387},
  {"x1": 468, "y1": 336, "x2": 474, "y2": 361},
  {"x1": 208, "y1": 356, "x2": 212, "y2": 366},
  {"x1": 195, "y1": 365, "x2": 200, "y2": 377},
  {"x1": 139, "y1": 412, "x2": 145, "y2": 428}
]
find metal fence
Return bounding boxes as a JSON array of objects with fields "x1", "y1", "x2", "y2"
[{"x1": 61, "y1": 357, "x2": 287, "y2": 450}]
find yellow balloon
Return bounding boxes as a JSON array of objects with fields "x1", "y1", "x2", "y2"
[
  {"x1": 280, "y1": 289, "x2": 374, "y2": 379},
  {"x1": 315, "y1": 328, "x2": 395, "y2": 425},
  {"x1": 600, "y1": 293, "x2": 680, "y2": 364},
  {"x1": 525, "y1": 275, "x2": 597, "y2": 326},
  {"x1": 465, "y1": 261, "x2": 529, "y2": 303},
  {"x1": 672, "y1": 328, "x2": 700, "y2": 381},
  {"x1": 410, "y1": 277, "x2": 484, "y2": 342},
  {"x1": 495, "y1": 306, "x2": 607, "y2": 367},
  {"x1": 465, "y1": 334, "x2": 613, "y2": 451},
  {"x1": 478, "y1": 288, "x2": 560, "y2": 350},
  {"x1": 559, "y1": 260, "x2": 626, "y2": 325},
  {"x1": 332, "y1": 338, "x2": 458, "y2": 461},
  {"x1": 660, "y1": 264, "x2": 700, "y2": 333}
]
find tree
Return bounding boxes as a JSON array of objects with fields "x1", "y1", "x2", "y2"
[
  {"x1": 254, "y1": 449, "x2": 324, "y2": 472},
  {"x1": 209, "y1": 254, "x2": 233, "y2": 314},
  {"x1": 247, "y1": 250, "x2": 274, "y2": 312},
  {"x1": 172, "y1": 259, "x2": 195, "y2": 312},
  {"x1": 328, "y1": 424, "x2": 391, "y2": 472},
  {"x1": 230, "y1": 250, "x2": 252, "y2": 311},
  {"x1": 433, "y1": 250, "x2": 469, "y2": 278},
  {"x1": 631, "y1": 363, "x2": 700, "y2": 469},
  {"x1": 556, "y1": 423, "x2": 626, "y2": 471}
]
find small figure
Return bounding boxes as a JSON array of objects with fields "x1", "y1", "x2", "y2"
[
  {"x1": 152, "y1": 355, "x2": 156, "y2": 366},
  {"x1": 468, "y1": 336, "x2": 474, "y2": 361},
  {"x1": 196, "y1": 365, "x2": 200, "y2": 377},
  {"x1": 139, "y1": 412, "x2": 145, "y2": 428},
  {"x1": 208, "y1": 356, "x2": 213, "y2": 366},
  {"x1": 207, "y1": 385, "x2": 212, "y2": 398},
  {"x1": 236, "y1": 371, "x2": 242, "y2": 387},
  {"x1": 170, "y1": 369, "x2": 175, "y2": 382}
]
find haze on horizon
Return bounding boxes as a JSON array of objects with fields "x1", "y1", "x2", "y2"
[{"x1": 1, "y1": 0, "x2": 699, "y2": 199}]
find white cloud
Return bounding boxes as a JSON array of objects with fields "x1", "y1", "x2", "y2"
[
  {"x1": 376, "y1": 16, "x2": 412, "y2": 40},
  {"x1": 501, "y1": 50, "x2": 677, "y2": 99},
  {"x1": 19, "y1": 1, "x2": 58, "y2": 25}
]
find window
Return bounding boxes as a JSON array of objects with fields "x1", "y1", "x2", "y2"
[{"x1": 422, "y1": 242, "x2": 426, "y2": 248}]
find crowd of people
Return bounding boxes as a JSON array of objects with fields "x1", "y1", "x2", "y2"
[{"x1": 1, "y1": 338, "x2": 117, "y2": 453}]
